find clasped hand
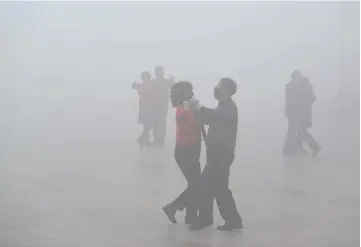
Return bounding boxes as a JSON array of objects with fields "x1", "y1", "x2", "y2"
[{"x1": 184, "y1": 97, "x2": 202, "y2": 111}]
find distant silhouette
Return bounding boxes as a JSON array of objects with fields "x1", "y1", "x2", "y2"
[
  {"x1": 284, "y1": 70, "x2": 321, "y2": 156},
  {"x1": 188, "y1": 78, "x2": 243, "y2": 231},
  {"x1": 151, "y1": 66, "x2": 174, "y2": 147},
  {"x1": 132, "y1": 71, "x2": 155, "y2": 147},
  {"x1": 163, "y1": 81, "x2": 202, "y2": 225}
]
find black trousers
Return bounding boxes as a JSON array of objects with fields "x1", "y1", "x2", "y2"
[
  {"x1": 153, "y1": 118, "x2": 166, "y2": 146},
  {"x1": 168, "y1": 144, "x2": 201, "y2": 220},
  {"x1": 139, "y1": 123, "x2": 152, "y2": 144},
  {"x1": 285, "y1": 119, "x2": 320, "y2": 153},
  {"x1": 198, "y1": 149, "x2": 242, "y2": 224}
]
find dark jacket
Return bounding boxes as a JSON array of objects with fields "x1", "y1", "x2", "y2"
[
  {"x1": 198, "y1": 99, "x2": 238, "y2": 153},
  {"x1": 285, "y1": 79, "x2": 316, "y2": 128},
  {"x1": 152, "y1": 78, "x2": 173, "y2": 120}
]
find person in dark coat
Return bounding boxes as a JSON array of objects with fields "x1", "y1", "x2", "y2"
[
  {"x1": 151, "y1": 66, "x2": 174, "y2": 147},
  {"x1": 162, "y1": 81, "x2": 202, "y2": 225},
  {"x1": 188, "y1": 78, "x2": 243, "y2": 231},
  {"x1": 284, "y1": 70, "x2": 321, "y2": 155},
  {"x1": 132, "y1": 71, "x2": 155, "y2": 147}
]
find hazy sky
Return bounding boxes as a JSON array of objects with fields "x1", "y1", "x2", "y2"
[{"x1": 0, "y1": 1, "x2": 359, "y2": 105}]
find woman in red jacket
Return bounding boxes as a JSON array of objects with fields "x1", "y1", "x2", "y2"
[
  {"x1": 162, "y1": 81, "x2": 202, "y2": 224},
  {"x1": 132, "y1": 71, "x2": 155, "y2": 147}
]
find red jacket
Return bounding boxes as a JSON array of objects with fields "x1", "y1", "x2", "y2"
[
  {"x1": 176, "y1": 106, "x2": 201, "y2": 146},
  {"x1": 135, "y1": 83, "x2": 153, "y2": 105},
  {"x1": 134, "y1": 82, "x2": 155, "y2": 124}
]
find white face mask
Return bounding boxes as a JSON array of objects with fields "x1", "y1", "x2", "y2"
[{"x1": 214, "y1": 85, "x2": 224, "y2": 100}]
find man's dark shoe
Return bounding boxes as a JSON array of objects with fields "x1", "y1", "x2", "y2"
[
  {"x1": 217, "y1": 221, "x2": 243, "y2": 231},
  {"x1": 162, "y1": 205, "x2": 177, "y2": 224},
  {"x1": 312, "y1": 146, "x2": 322, "y2": 156},
  {"x1": 145, "y1": 139, "x2": 151, "y2": 147},
  {"x1": 185, "y1": 216, "x2": 196, "y2": 225},
  {"x1": 189, "y1": 219, "x2": 213, "y2": 230},
  {"x1": 283, "y1": 144, "x2": 294, "y2": 156}
]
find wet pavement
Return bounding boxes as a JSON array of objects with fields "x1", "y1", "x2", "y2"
[{"x1": 0, "y1": 100, "x2": 359, "y2": 247}]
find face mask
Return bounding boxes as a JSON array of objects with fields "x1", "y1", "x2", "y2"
[{"x1": 214, "y1": 87, "x2": 222, "y2": 100}]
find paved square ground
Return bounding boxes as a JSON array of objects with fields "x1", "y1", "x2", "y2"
[{"x1": 1, "y1": 100, "x2": 359, "y2": 247}]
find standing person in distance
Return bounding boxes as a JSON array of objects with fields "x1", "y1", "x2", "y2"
[
  {"x1": 162, "y1": 81, "x2": 202, "y2": 225},
  {"x1": 188, "y1": 78, "x2": 243, "y2": 231},
  {"x1": 132, "y1": 71, "x2": 155, "y2": 147},
  {"x1": 284, "y1": 70, "x2": 321, "y2": 155},
  {"x1": 152, "y1": 66, "x2": 175, "y2": 147}
]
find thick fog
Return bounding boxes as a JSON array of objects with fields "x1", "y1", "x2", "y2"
[{"x1": 0, "y1": 2, "x2": 359, "y2": 247}]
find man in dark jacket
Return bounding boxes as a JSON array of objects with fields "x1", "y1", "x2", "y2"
[
  {"x1": 152, "y1": 66, "x2": 174, "y2": 147},
  {"x1": 284, "y1": 70, "x2": 321, "y2": 155},
  {"x1": 189, "y1": 78, "x2": 243, "y2": 231}
]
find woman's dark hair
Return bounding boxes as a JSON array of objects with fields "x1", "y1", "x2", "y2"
[
  {"x1": 170, "y1": 81, "x2": 194, "y2": 107},
  {"x1": 141, "y1": 71, "x2": 151, "y2": 80}
]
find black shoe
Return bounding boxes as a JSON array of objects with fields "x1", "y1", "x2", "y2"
[
  {"x1": 145, "y1": 139, "x2": 151, "y2": 147},
  {"x1": 185, "y1": 216, "x2": 196, "y2": 225},
  {"x1": 189, "y1": 219, "x2": 213, "y2": 230},
  {"x1": 217, "y1": 221, "x2": 243, "y2": 231},
  {"x1": 137, "y1": 137, "x2": 144, "y2": 148},
  {"x1": 297, "y1": 147, "x2": 308, "y2": 155},
  {"x1": 162, "y1": 205, "x2": 177, "y2": 224},
  {"x1": 185, "y1": 218, "x2": 192, "y2": 225},
  {"x1": 312, "y1": 146, "x2": 322, "y2": 156}
]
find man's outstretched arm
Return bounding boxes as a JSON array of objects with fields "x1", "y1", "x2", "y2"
[
  {"x1": 132, "y1": 82, "x2": 140, "y2": 90},
  {"x1": 197, "y1": 106, "x2": 216, "y2": 126}
]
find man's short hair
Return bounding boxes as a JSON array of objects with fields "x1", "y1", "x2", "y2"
[
  {"x1": 155, "y1": 66, "x2": 164, "y2": 74},
  {"x1": 291, "y1": 70, "x2": 302, "y2": 79},
  {"x1": 221, "y1": 78, "x2": 237, "y2": 96}
]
